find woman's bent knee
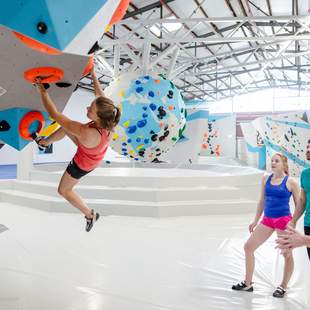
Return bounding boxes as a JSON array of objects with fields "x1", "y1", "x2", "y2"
[
  {"x1": 58, "y1": 186, "x2": 67, "y2": 197},
  {"x1": 244, "y1": 242, "x2": 255, "y2": 254}
]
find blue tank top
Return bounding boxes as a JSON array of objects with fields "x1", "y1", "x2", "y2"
[{"x1": 264, "y1": 174, "x2": 292, "y2": 218}]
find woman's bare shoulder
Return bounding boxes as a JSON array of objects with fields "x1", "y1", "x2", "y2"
[{"x1": 287, "y1": 177, "x2": 299, "y2": 187}]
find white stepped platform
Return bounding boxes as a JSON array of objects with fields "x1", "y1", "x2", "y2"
[
  {"x1": 0, "y1": 189, "x2": 257, "y2": 217},
  {"x1": 9, "y1": 180, "x2": 258, "y2": 201},
  {"x1": 0, "y1": 163, "x2": 263, "y2": 217},
  {"x1": 29, "y1": 165, "x2": 262, "y2": 188}
]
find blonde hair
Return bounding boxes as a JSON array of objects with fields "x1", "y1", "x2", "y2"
[
  {"x1": 273, "y1": 153, "x2": 289, "y2": 176},
  {"x1": 95, "y1": 96, "x2": 121, "y2": 131}
]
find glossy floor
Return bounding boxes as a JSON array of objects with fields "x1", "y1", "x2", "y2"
[{"x1": 0, "y1": 203, "x2": 309, "y2": 310}]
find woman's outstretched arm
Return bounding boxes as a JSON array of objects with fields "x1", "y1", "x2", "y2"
[
  {"x1": 90, "y1": 67, "x2": 106, "y2": 98},
  {"x1": 35, "y1": 81, "x2": 84, "y2": 139}
]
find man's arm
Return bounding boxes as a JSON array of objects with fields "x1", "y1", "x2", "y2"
[
  {"x1": 276, "y1": 226, "x2": 310, "y2": 250},
  {"x1": 291, "y1": 188, "x2": 306, "y2": 227}
]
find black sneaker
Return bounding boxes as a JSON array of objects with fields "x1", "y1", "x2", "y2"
[
  {"x1": 273, "y1": 286, "x2": 286, "y2": 298},
  {"x1": 30, "y1": 132, "x2": 47, "y2": 151},
  {"x1": 85, "y1": 209, "x2": 100, "y2": 232},
  {"x1": 232, "y1": 280, "x2": 253, "y2": 292}
]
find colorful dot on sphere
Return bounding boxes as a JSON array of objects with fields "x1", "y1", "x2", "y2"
[
  {"x1": 136, "y1": 144, "x2": 144, "y2": 150},
  {"x1": 123, "y1": 121, "x2": 130, "y2": 128},
  {"x1": 142, "y1": 113, "x2": 148, "y2": 118},
  {"x1": 137, "y1": 119, "x2": 147, "y2": 128},
  {"x1": 122, "y1": 142, "x2": 127, "y2": 146},
  {"x1": 144, "y1": 76, "x2": 150, "y2": 80},
  {"x1": 142, "y1": 106, "x2": 147, "y2": 111},
  {"x1": 119, "y1": 90, "x2": 125, "y2": 97},
  {"x1": 168, "y1": 105, "x2": 174, "y2": 110},
  {"x1": 148, "y1": 91, "x2": 155, "y2": 97},
  {"x1": 136, "y1": 137, "x2": 141, "y2": 142},
  {"x1": 135, "y1": 80, "x2": 141, "y2": 84},
  {"x1": 127, "y1": 139, "x2": 132, "y2": 143},
  {"x1": 155, "y1": 79, "x2": 160, "y2": 84},
  {"x1": 127, "y1": 125, "x2": 137, "y2": 134},
  {"x1": 144, "y1": 139, "x2": 149, "y2": 144},
  {"x1": 149, "y1": 103, "x2": 156, "y2": 111},
  {"x1": 136, "y1": 86, "x2": 144, "y2": 93}
]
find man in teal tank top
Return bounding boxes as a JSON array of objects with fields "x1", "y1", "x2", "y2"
[{"x1": 291, "y1": 139, "x2": 310, "y2": 260}]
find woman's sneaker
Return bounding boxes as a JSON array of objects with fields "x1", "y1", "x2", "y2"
[
  {"x1": 85, "y1": 209, "x2": 100, "y2": 232},
  {"x1": 232, "y1": 281, "x2": 253, "y2": 292},
  {"x1": 272, "y1": 286, "x2": 286, "y2": 298}
]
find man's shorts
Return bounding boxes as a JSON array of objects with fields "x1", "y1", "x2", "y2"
[{"x1": 304, "y1": 226, "x2": 310, "y2": 260}]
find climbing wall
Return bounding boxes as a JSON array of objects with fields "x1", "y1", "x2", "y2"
[
  {"x1": 0, "y1": 25, "x2": 89, "y2": 150},
  {"x1": 240, "y1": 122, "x2": 266, "y2": 170},
  {"x1": 0, "y1": 0, "x2": 125, "y2": 54},
  {"x1": 199, "y1": 114, "x2": 236, "y2": 158},
  {"x1": 162, "y1": 108, "x2": 209, "y2": 164},
  {"x1": 253, "y1": 111, "x2": 310, "y2": 176}
]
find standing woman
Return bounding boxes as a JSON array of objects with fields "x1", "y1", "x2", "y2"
[
  {"x1": 232, "y1": 153, "x2": 299, "y2": 297},
  {"x1": 35, "y1": 67, "x2": 121, "y2": 232}
]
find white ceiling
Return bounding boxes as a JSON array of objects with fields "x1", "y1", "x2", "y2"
[{"x1": 79, "y1": 0, "x2": 310, "y2": 102}]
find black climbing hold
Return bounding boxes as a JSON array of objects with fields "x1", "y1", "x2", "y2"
[
  {"x1": 0, "y1": 120, "x2": 10, "y2": 131},
  {"x1": 56, "y1": 82, "x2": 72, "y2": 88},
  {"x1": 151, "y1": 134, "x2": 158, "y2": 141},
  {"x1": 159, "y1": 110, "x2": 166, "y2": 117},
  {"x1": 37, "y1": 22, "x2": 48, "y2": 34}
]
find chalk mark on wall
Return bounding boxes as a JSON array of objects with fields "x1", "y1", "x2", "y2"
[{"x1": 0, "y1": 86, "x2": 7, "y2": 97}]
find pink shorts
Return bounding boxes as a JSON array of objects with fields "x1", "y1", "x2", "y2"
[{"x1": 261, "y1": 215, "x2": 292, "y2": 231}]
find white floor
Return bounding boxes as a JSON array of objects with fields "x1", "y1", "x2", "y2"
[{"x1": 0, "y1": 203, "x2": 309, "y2": 310}]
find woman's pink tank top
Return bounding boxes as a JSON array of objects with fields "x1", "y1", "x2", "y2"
[{"x1": 73, "y1": 122, "x2": 110, "y2": 171}]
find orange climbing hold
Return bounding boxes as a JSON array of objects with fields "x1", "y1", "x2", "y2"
[
  {"x1": 24, "y1": 67, "x2": 64, "y2": 83},
  {"x1": 13, "y1": 32, "x2": 61, "y2": 55},
  {"x1": 19, "y1": 111, "x2": 45, "y2": 140},
  {"x1": 82, "y1": 55, "x2": 94, "y2": 76},
  {"x1": 106, "y1": 0, "x2": 130, "y2": 31}
]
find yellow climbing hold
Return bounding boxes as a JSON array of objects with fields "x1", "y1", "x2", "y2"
[
  {"x1": 123, "y1": 120, "x2": 130, "y2": 128},
  {"x1": 136, "y1": 144, "x2": 145, "y2": 150}
]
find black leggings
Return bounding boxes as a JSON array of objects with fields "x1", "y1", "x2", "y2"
[{"x1": 304, "y1": 226, "x2": 310, "y2": 260}]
